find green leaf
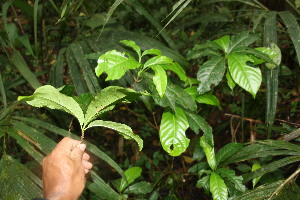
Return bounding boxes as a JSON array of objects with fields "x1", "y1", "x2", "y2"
[
  {"x1": 86, "y1": 120, "x2": 143, "y2": 151},
  {"x1": 141, "y1": 49, "x2": 162, "y2": 57},
  {"x1": 18, "y1": 85, "x2": 85, "y2": 126},
  {"x1": 124, "y1": 181, "x2": 153, "y2": 194},
  {"x1": 0, "y1": 155, "x2": 42, "y2": 199},
  {"x1": 151, "y1": 65, "x2": 167, "y2": 98},
  {"x1": 227, "y1": 32, "x2": 259, "y2": 53},
  {"x1": 200, "y1": 136, "x2": 216, "y2": 170},
  {"x1": 84, "y1": 86, "x2": 141, "y2": 126},
  {"x1": 197, "y1": 175, "x2": 210, "y2": 191},
  {"x1": 120, "y1": 167, "x2": 142, "y2": 192},
  {"x1": 187, "y1": 48, "x2": 221, "y2": 60},
  {"x1": 226, "y1": 70, "x2": 235, "y2": 90},
  {"x1": 95, "y1": 50, "x2": 141, "y2": 81},
  {"x1": 159, "y1": 107, "x2": 190, "y2": 156},
  {"x1": 217, "y1": 168, "x2": 246, "y2": 192},
  {"x1": 73, "y1": 93, "x2": 93, "y2": 114},
  {"x1": 213, "y1": 35, "x2": 230, "y2": 53},
  {"x1": 120, "y1": 40, "x2": 141, "y2": 61},
  {"x1": 252, "y1": 163, "x2": 261, "y2": 188},
  {"x1": 196, "y1": 93, "x2": 221, "y2": 109},
  {"x1": 228, "y1": 54, "x2": 262, "y2": 98},
  {"x1": 210, "y1": 172, "x2": 228, "y2": 200},
  {"x1": 197, "y1": 57, "x2": 226, "y2": 95},
  {"x1": 234, "y1": 47, "x2": 275, "y2": 65},
  {"x1": 160, "y1": 63, "x2": 187, "y2": 82},
  {"x1": 144, "y1": 56, "x2": 173, "y2": 69},
  {"x1": 215, "y1": 143, "x2": 243, "y2": 165},
  {"x1": 184, "y1": 110, "x2": 212, "y2": 135}
]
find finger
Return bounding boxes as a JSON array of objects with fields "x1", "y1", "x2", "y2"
[
  {"x1": 82, "y1": 160, "x2": 93, "y2": 170},
  {"x1": 71, "y1": 143, "x2": 86, "y2": 160},
  {"x1": 53, "y1": 137, "x2": 81, "y2": 155},
  {"x1": 82, "y1": 153, "x2": 90, "y2": 161},
  {"x1": 84, "y1": 168, "x2": 89, "y2": 174}
]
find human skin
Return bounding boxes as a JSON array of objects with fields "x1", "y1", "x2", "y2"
[{"x1": 42, "y1": 137, "x2": 93, "y2": 200}]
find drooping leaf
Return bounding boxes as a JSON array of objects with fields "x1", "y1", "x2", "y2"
[
  {"x1": 184, "y1": 110, "x2": 212, "y2": 136},
  {"x1": 226, "y1": 70, "x2": 236, "y2": 90},
  {"x1": 160, "y1": 62, "x2": 187, "y2": 82},
  {"x1": 217, "y1": 168, "x2": 246, "y2": 192},
  {"x1": 213, "y1": 35, "x2": 230, "y2": 53},
  {"x1": 197, "y1": 175, "x2": 210, "y2": 192},
  {"x1": 124, "y1": 181, "x2": 153, "y2": 195},
  {"x1": 228, "y1": 54, "x2": 262, "y2": 98},
  {"x1": 251, "y1": 163, "x2": 262, "y2": 188},
  {"x1": 197, "y1": 57, "x2": 226, "y2": 95},
  {"x1": 142, "y1": 49, "x2": 162, "y2": 57},
  {"x1": 215, "y1": 143, "x2": 243, "y2": 165},
  {"x1": 120, "y1": 40, "x2": 141, "y2": 61},
  {"x1": 151, "y1": 65, "x2": 167, "y2": 97},
  {"x1": 119, "y1": 167, "x2": 142, "y2": 192},
  {"x1": 95, "y1": 50, "x2": 141, "y2": 80},
  {"x1": 18, "y1": 85, "x2": 85, "y2": 126},
  {"x1": 210, "y1": 172, "x2": 228, "y2": 200},
  {"x1": 84, "y1": 86, "x2": 141, "y2": 126},
  {"x1": 159, "y1": 107, "x2": 190, "y2": 156},
  {"x1": 200, "y1": 136, "x2": 216, "y2": 170},
  {"x1": 233, "y1": 47, "x2": 275, "y2": 65},
  {"x1": 86, "y1": 120, "x2": 143, "y2": 151},
  {"x1": 227, "y1": 32, "x2": 259, "y2": 53},
  {"x1": 196, "y1": 93, "x2": 221, "y2": 109},
  {"x1": 187, "y1": 48, "x2": 221, "y2": 60}
]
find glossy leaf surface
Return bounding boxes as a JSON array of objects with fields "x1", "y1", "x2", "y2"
[
  {"x1": 151, "y1": 65, "x2": 167, "y2": 97},
  {"x1": 210, "y1": 172, "x2": 228, "y2": 200},
  {"x1": 120, "y1": 167, "x2": 142, "y2": 192},
  {"x1": 200, "y1": 136, "x2": 216, "y2": 170}
]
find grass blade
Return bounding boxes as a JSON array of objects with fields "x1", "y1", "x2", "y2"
[
  {"x1": 0, "y1": 75, "x2": 7, "y2": 108},
  {"x1": 49, "y1": 48, "x2": 66, "y2": 88},
  {"x1": 11, "y1": 51, "x2": 41, "y2": 89}
]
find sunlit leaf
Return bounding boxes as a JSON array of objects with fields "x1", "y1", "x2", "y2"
[
  {"x1": 120, "y1": 167, "x2": 142, "y2": 192},
  {"x1": 210, "y1": 172, "x2": 228, "y2": 200},
  {"x1": 213, "y1": 35, "x2": 230, "y2": 53},
  {"x1": 217, "y1": 168, "x2": 246, "y2": 192},
  {"x1": 120, "y1": 40, "x2": 141, "y2": 61},
  {"x1": 200, "y1": 136, "x2": 216, "y2": 170}
]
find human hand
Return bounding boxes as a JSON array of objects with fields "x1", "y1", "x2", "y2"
[{"x1": 42, "y1": 137, "x2": 93, "y2": 200}]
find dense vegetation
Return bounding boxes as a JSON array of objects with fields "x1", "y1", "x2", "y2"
[{"x1": 1, "y1": 0, "x2": 300, "y2": 199}]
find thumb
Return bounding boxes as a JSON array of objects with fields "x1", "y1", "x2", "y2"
[{"x1": 71, "y1": 143, "x2": 86, "y2": 160}]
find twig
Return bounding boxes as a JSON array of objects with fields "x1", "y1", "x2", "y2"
[
  {"x1": 12, "y1": 6, "x2": 25, "y2": 35},
  {"x1": 279, "y1": 128, "x2": 300, "y2": 142},
  {"x1": 68, "y1": 117, "x2": 74, "y2": 138},
  {"x1": 275, "y1": 119, "x2": 300, "y2": 128},
  {"x1": 268, "y1": 166, "x2": 300, "y2": 200},
  {"x1": 224, "y1": 113, "x2": 263, "y2": 124}
]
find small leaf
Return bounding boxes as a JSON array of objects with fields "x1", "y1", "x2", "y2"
[
  {"x1": 151, "y1": 65, "x2": 167, "y2": 97},
  {"x1": 217, "y1": 168, "x2": 246, "y2": 192},
  {"x1": 120, "y1": 167, "x2": 142, "y2": 192},
  {"x1": 197, "y1": 57, "x2": 226, "y2": 95},
  {"x1": 228, "y1": 54, "x2": 262, "y2": 98},
  {"x1": 200, "y1": 136, "x2": 216, "y2": 170},
  {"x1": 95, "y1": 50, "x2": 141, "y2": 81},
  {"x1": 225, "y1": 70, "x2": 235, "y2": 90},
  {"x1": 252, "y1": 163, "x2": 262, "y2": 188},
  {"x1": 144, "y1": 56, "x2": 173, "y2": 69},
  {"x1": 142, "y1": 49, "x2": 161, "y2": 57},
  {"x1": 160, "y1": 62, "x2": 187, "y2": 82},
  {"x1": 120, "y1": 40, "x2": 141, "y2": 60},
  {"x1": 210, "y1": 172, "x2": 228, "y2": 200},
  {"x1": 187, "y1": 48, "x2": 221, "y2": 60},
  {"x1": 195, "y1": 93, "x2": 221, "y2": 109},
  {"x1": 18, "y1": 85, "x2": 84, "y2": 126},
  {"x1": 184, "y1": 110, "x2": 212, "y2": 135},
  {"x1": 227, "y1": 32, "x2": 259, "y2": 53},
  {"x1": 213, "y1": 35, "x2": 230, "y2": 53},
  {"x1": 124, "y1": 181, "x2": 152, "y2": 194},
  {"x1": 86, "y1": 120, "x2": 143, "y2": 151},
  {"x1": 159, "y1": 107, "x2": 190, "y2": 156},
  {"x1": 197, "y1": 175, "x2": 210, "y2": 192}
]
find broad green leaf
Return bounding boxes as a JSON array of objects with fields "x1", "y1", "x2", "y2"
[
  {"x1": 73, "y1": 93, "x2": 93, "y2": 114},
  {"x1": 217, "y1": 168, "x2": 246, "y2": 192},
  {"x1": 151, "y1": 65, "x2": 167, "y2": 98},
  {"x1": 210, "y1": 172, "x2": 228, "y2": 200},
  {"x1": 197, "y1": 57, "x2": 226, "y2": 95},
  {"x1": 213, "y1": 35, "x2": 230, "y2": 53},
  {"x1": 120, "y1": 40, "x2": 141, "y2": 61},
  {"x1": 124, "y1": 181, "x2": 152, "y2": 194},
  {"x1": 144, "y1": 56, "x2": 173, "y2": 69},
  {"x1": 141, "y1": 49, "x2": 162, "y2": 57},
  {"x1": 86, "y1": 120, "x2": 143, "y2": 151},
  {"x1": 234, "y1": 47, "x2": 275, "y2": 65},
  {"x1": 187, "y1": 48, "x2": 221, "y2": 60},
  {"x1": 160, "y1": 63, "x2": 187, "y2": 82},
  {"x1": 184, "y1": 110, "x2": 212, "y2": 136},
  {"x1": 226, "y1": 70, "x2": 235, "y2": 90},
  {"x1": 227, "y1": 32, "x2": 259, "y2": 53},
  {"x1": 159, "y1": 107, "x2": 190, "y2": 156},
  {"x1": 184, "y1": 86, "x2": 198, "y2": 99},
  {"x1": 84, "y1": 86, "x2": 141, "y2": 126},
  {"x1": 196, "y1": 93, "x2": 221, "y2": 109},
  {"x1": 200, "y1": 136, "x2": 216, "y2": 170},
  {"x1": 120, "y1": 167, "x2": 142, "y2": 192},
  {"x1": 215, "y1": 143, "x2": 243, "y2": 165},
  {"x1": 228, "y1": 54, "x2": 262, "y2": 98},
  {"x1": 251, "y1": 163, "x2": 261, "y2": 188},
  {"x1": 95, "y1": 50, "x2": 141, "y2": 80},
  {"x1": 17, "y1": 35, "x2": 35, "y2": 57},
  {"x1": 18, "y1": 85, "x2": 84, "y2": 126},
  {"x1": 196, "y1": 175, "x2": 210, "y2": 192}
]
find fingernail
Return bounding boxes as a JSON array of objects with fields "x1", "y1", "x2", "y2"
[{"x1": 79, "y1": 144, "x2": 86, "y2": 151}]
